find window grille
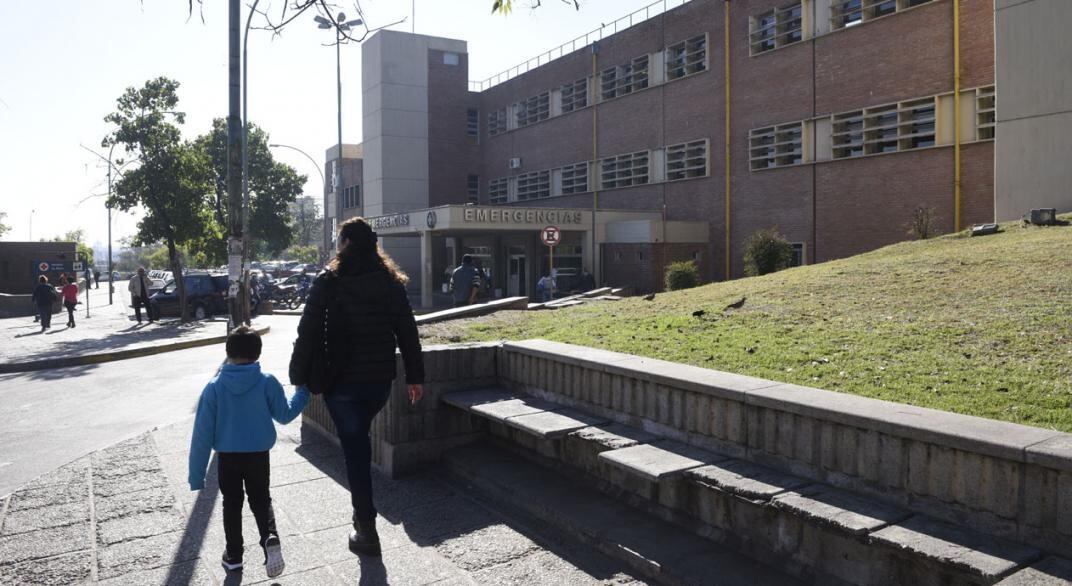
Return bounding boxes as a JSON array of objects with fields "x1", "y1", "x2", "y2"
[
  {"x1": 467, "y1": 175, "x2": 479, "y2": 204},
  {"x1": 561, "y1": 78, "x2": 588, "y2": 113},
  {"x1": 488, "y1": 178, "x2": 509, "y2": 204},
  {"x1": 560, "y1": 163, "x2": 589, "y2": 194},
  {"x1": 466, "y1": 109, "x2": 479, "y2": 137},
  {"x1": 600, "y1": 151, "x2": 649, "y2": 189},
  {"x1": 864, "y1": 105, "x2": 899, "y2": 154},
  {"x1": 666, "y1": 140, "x2": 708, "y2": 181},
  {"x1": 832, "y1": 111, "x2": 865, "y2": 159},
  {"x1": 515, "y1": 93, "x2": 550, "y2": 127},
  {"x1": 976, "y1": 86, "x2": 995, "y2": 141},
  {"x1": 666, "y1": 35, "x2": 706, "y2": 80},
  {"x1": 517, "y1": 170, "x2": 551, "y2": 200},
  {"x1": 488, "y1": 109, "x2": 507, "y2": 136},
  {"x1": 750, "y1": 3, "x2": 803, "y2": 55}
]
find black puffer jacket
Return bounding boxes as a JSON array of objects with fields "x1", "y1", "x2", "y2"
[{"x1": 289, "y1": 266, "x2": 424, "y2": 388}]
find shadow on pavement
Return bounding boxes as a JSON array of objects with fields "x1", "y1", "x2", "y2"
[
  {"x1": 164, "y1": 452, "x2": 219, "y2": 586},
  {"x1": 295, "y1": 421, "x2": 630, "y2": 583}
]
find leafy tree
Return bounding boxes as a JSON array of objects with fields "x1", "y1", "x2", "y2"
[
  {"x1": 290, "y1": 196, "x2": 322, "y2": 250},
  {"x1": 492, "y1": 0, "x2": 580, "y2": 14},
  {"x1": 743, "y1": 228, "x2": 794, "y2": 277},
  {"x1": 284, "y1": 244, "x2": 319, "y2": 265},
  {"x1": 104, "y1": 77, "x2": 216, "y2": 322},
  {"x1": 49, "y1": 229, "x2": 95, "y2": 267},
  {"x1": 194, "y1": 118, "x2": 306, "y2": 264},
  {"x1": 0, "y1": 212, "x2": 10, "y2": 238}
]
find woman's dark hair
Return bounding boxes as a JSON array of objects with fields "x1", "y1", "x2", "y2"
[
  {"x1": 329, "y1": 217, "x2": 409, "y2": 285},
  {"x1": 38, "y1": 275, "x2": 47, "y2": 284}
]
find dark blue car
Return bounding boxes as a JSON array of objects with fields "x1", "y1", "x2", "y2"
[{"x1": 149, "y1": 273, "x2": 229, "y2": 320}]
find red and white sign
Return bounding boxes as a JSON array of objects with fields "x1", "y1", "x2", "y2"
[
  {"x1": 541, "y1": 226, "x2": 561, "y2": 247},
  {"x1": 38, "y1": 262, "x2": 49, "y2": 272}
]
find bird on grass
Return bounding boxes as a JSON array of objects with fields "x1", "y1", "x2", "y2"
[
  {"x1": 723, "y1": 297, "x2": 747, "y2": 311},
  {"x1": 691, "y1": 309, "x2": 706, "y2": 318},
  {"x1": 642, "y1": 293, "x2": 656, "y2": 301}
]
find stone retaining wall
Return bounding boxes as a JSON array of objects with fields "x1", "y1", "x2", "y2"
[{"x1": 302, "y1": 338, "x2": 1072, "y2": 558}]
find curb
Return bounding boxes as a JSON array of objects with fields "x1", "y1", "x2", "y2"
[{"x1": 0, "y1": 325, "x2": 271, "y2": 374}]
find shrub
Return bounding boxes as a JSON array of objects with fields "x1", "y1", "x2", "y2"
[
  {"x1": 743, "y1": 228, "x2": 793, "y2": 277},
  {"x1": 907, "y1": 205, "x2": 939, "y2": 240},
  {"x1": 664, "y1": 260, "x2": 701, "y2": 291}
]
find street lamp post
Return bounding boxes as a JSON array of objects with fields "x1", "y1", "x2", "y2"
[
  {"x1": 315, "y1": 13, "x2": 362, "y2": 251},
  {"x1": 29, "y1": 209, "x2": 34, "y2": 241},
  {"x1": 269, "y1": 143, "x2": 328, "y2": 259}
]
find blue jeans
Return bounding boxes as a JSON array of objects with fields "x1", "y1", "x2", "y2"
[{"x1": 324, "y1": 383, "x2": 392, "y2": 523}]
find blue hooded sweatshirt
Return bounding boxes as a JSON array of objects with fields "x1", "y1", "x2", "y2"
[{"x1": 188, "y1": 362, "x2": 309, "y2": 490}]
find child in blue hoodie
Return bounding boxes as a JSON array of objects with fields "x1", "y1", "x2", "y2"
[{"x1": 188, "y1": 326, "x2": 309, "y2": 578}]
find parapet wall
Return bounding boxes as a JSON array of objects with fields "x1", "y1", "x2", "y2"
[{"x1": 303, "y1": 338, "x2": 1072, "y2": 558}]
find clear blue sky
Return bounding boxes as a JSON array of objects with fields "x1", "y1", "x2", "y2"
[{"x1": 0, "y1": 0, "x2": 662, "y2": 251}]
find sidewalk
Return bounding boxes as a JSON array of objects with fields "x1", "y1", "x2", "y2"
[
  {"x1": 0, "y1": 299, "x2": 283, "y2": 372},
  {"x1": 0, "y1": 417, "x2": 645, "y2": 585}
]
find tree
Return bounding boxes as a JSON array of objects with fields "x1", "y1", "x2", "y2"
[
  {"x1": 0, "y1": 212, "x2": 10, "y2": 238},
  {"x1": 104, "y1": 77, "x2": 216, "y2": 323},
  {"x1": 290, "y1": 196, "x2": 322, "y2": 250},
  {"x1": 194, "y1": 119, "x2": 306, "y2": 264},
  {"x1": 492, "y1": 0, "x2": 580, "y2": 14}
]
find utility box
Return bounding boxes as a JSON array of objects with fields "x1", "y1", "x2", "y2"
[{"x1": 1029, "y1": 208, "x2": 1057, "y2": 225}]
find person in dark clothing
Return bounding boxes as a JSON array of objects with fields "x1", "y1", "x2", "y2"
[
  {"x1": 577, "y1": 267, "x2": 596, "y2": 292},
  {"x1": 94, "y1": 269, "x2": 101, "y2": 289},
  {"x1": 449, "y1": 255, "x2": 480, "y2": 308},
  {"x1": 32, "y1": 275, "x2": 57, "y2": 332},
  {"x1": 289, "y1": 217, "x2": 424, "y2": 558}
]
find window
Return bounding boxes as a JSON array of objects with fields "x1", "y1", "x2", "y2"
[
  {"x1": 443, "y1": 52, "x2": 460, "y2": 66},
  {"x1": 864, "y1": 105, "x2": 899, "y2": 154},
  {"x1": 791, "y1": 243, "x2": 806, "y2": 267},
  {"x1": 489, "y1": 178, "x2": 509, "y2": 204},
  {"x1": 976, "y1": 86, "x2": 995, "y2": 141},
  {"x1": 561, "y1": 78, "x2": 588, "y2": 113},
  {"x1": 666, "y1": 35, "x2": 707, "y2": 80},
  {"x1": 602, "y1": 56, "x2": 649, "y2": 100},
  {"x1": 832, "y1": 0, "x2": 934, "y2": 30},
  {"x1": 749, "y1": 124, "x2": 802, "y2": 170},
  {"x1": 666, "y1": 140, "x2": 708, "y2": 180},
  {"x1": 517, "y1": 170, "x2": 551, "y2": 201},
  {"x1": 467, "y1": 175, "x2": 479, "y2": 204},
  {"x1": 560, "y1": 162, "x2": 589, "y2": 194},
  {"x1": 832, "y1": 111, "x2": 864, "y2": 159},
  {"x1": 515, "y1": 93, "x2": 550, "y2": 127},
  {"x1": 342, "y1": 185, "x2": 360, "y2": 209},
  {"x1": 898, "y1": 98, "x2": 936, "y2": 150},
  {"x1": 488, "y1": 109, "x2": 507, "y2": 136},
  {"x1": 600, "y1": 150, "x2": 649, "y2": 189},
  {"x1": 466, "y1": 109, "x2": 479, "y2": 137},
  {"x1": 831, "y1": 0, "x2": 862, "y2": 29},
  {"x1": 750, "y1": 3, "x2": 802, "y2": 55}
]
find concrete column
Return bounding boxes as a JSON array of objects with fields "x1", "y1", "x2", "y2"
[
  {"x1": 585, "y1": 226, "x2": 600, "y2": 286},
  {"x1": 420, "y1": 232, "x2": 433, "y2": 309}
]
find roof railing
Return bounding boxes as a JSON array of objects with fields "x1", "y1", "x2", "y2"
[{"x1": 468, "y1": 0, "x2": 693, "y2": 93}]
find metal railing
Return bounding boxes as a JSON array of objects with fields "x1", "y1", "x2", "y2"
[{"x1": 468, "y1": 0, "x2": 693, "y2": 93}]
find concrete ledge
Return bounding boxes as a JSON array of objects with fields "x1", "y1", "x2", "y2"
[
  {"x1": 415, "y1": 297, "x2": 528, "y2": 325},
  {"x1": 0, "y1": 325, "x2": 271, "y2": 374},
  {"x1": 772, "y1": 485, "x2": 910, "y2": 537},
  {"x1": 505, "y1": 409, "x2": 609, "y2": 439},
  {"x1": 997, "y1": 556, "x2": 1072, "y2": 585},
  {"x1": 686, "y1": 459, "x2": 808, "y2": 501},
  {"x1": 599, "y1": 441, "x2": 722, "y2": 482}
]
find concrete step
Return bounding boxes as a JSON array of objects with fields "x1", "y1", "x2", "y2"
[
  {"x1": 443, "y1": 442, "x2": 803, "y2": 586},
  {"x1": 441, "y1": 388, "x2": 1046, "y2": 586}
]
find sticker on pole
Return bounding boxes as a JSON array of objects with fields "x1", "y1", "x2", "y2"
[
  {"x1": 541, "y1": 226, "x2": 561, "y2": 247},
  {"x1": 73, "y1": 262, "x2": 83, "y2": 271}
]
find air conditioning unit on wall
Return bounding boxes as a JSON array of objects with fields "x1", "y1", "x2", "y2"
[{"x1": 509, "y1": 157, "x2": 522, "y2": 169}]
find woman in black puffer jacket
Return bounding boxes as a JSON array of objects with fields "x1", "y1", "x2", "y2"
[{"x1": 289, "y1": 217, "x2": 424, "y2": 557}]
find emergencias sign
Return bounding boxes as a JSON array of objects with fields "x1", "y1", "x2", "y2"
[
  {"x1": 368, "y1": 214, "x2": 411, "y2": 231},
  {"x1": 463, "y1": 208, "x2": 583, "y2": 225}
]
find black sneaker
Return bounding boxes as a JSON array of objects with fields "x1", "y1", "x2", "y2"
[
  {"x1": 349, "y1": 521, "x2": 381, "y2": 557},
  {"x1": 263, "y1": 535, "x2": 285, "y2": 578},
  {"x1": 221, "y1": 550, "x2": 243, "y2": 572}
]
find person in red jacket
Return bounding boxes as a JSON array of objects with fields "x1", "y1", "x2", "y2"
[{"x1": 61, "y1": 275, "x2": 79, "y2": 328}]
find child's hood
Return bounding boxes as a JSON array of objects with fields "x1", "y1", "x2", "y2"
[{"x1": 216, "y1": 362, "x2": 265, "y2": 395}]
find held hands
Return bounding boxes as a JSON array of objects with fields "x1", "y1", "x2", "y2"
[{"x1": 408, "y1": 384, "x2": 423, "y2": 406}]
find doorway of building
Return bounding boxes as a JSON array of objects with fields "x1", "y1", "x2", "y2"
[{"x1": 508, "y1": 254, "x2": 527, "y2": 297}]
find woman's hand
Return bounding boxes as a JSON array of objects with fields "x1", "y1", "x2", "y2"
[{"x1": 408, "y1": 384, "x2": 423, "y2": 405}]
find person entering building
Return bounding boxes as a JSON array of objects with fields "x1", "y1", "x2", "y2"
[
  {"x1": 449, "y1": 255, "x2": 481, "y2": 308},
  {"x1": 577, "y1": 268, "x2": 596, "y2": 292}
]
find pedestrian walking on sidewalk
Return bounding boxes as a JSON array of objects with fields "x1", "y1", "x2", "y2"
[
  {"x1": 449, "y1": 255, "x2": 481, "y2": 308},
  {"x1": 61, "y1": 276, "x2": 78, "y2": 328},
  {"x1": 93, "y1": 269, "x2": 100, "y2": 289},
  {"x1": 128, "y1": 268, "x2": 154, "y2": 324},
  {"x1": 32, "y1": 275, "x2": 57, "y2": 332},
  {"x1": 188, "y1": 326, "x2": 309, "y2": 578},
  {"x1": 289, "y1": 217, "x2": 425, "y2": 557}
]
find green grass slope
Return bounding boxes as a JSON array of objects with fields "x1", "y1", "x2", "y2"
[{"x1": 421, "y1": 219, "x2": 1072, "y2": 431}]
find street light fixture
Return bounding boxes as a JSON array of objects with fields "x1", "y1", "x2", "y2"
[
  {"x1": 270, "y1": 143, "x2": 328, "y2": 260},
  {"x1": 315, "y1": 13, "x2": 362, "y2": 248}
]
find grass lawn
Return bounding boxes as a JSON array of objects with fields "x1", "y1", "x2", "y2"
[{"x1": 420, "y1": 218, "x2": 1072, "y2": 432}]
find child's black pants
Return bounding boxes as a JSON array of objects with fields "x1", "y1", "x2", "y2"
[{"x1": 218, "y1": 451, "x2": 277, "y2": 557}]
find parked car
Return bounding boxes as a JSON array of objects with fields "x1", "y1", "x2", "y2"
[{"x1": 148, "y1": 273, "x2": 229, "y2": 320}]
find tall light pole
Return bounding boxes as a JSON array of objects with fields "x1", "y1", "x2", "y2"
[
  {"x1": 29, "y1": 209, "x2": 34, "y2": 241},
  {"x1": 315, "y1": 12, "x2": 362, "y2": 250},
  {"x1": 270, "y1": 143, "x2": 328, "y2": 259},
  {"x1": 240, "y1": 0, "x2": 262, "y2": 323}
]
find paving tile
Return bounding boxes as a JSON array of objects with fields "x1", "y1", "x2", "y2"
[
  {"x1": 97, "y1": 530, "x2": 202, "y2": 580},
  {"x1": 97, "y1": 509, "x2": 187, "y2": 546},
  {"x1": 330, "y1": 544, "x2": 462, "y2": 585},
  {"x1": 247, "y1": 565, "x2": 341, "y2": 586},
  {"x1": 97, "y1": 559, "x2": 213, "y2": 586},
  {"x1": 0, "y1": 550, "x2": 91, "y2": 586},
  {"x1": 433, "y1": 523, "x2": 542, "y2": 572},
  {"x1": 397, "y1": 495, "x2": 498, "y2": 544},
  {"x1": 19, "y1": 458, "x2": 89, "y2": 491},
  {"x1": 0, "y1": 500, "x2": 89, "y2": 535},
  {"x1": 470, "y1": 550, "x2": 638, "y2": 586},
  {"x1": 303, "y1": 519, "x2": 411, "y2": 566},
  {"x1": 95, "y1": 485, "x2": 178, "y2": 522},
  {"x1": 8, "y1": 477, "x2": 89, "y2": 511},
  {"x1": 0, "y1": 523, "x2": 89, "y2": 565},
  {"x1": 372, "y1": 472, "x2": 455, "y2": 520}
]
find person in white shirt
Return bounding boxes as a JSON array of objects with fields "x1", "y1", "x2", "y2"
[{"x1": 128, "y1": 268, "x2": 155, "y2": 324}]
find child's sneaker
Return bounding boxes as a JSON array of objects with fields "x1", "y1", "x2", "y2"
[
  {"x1": 221, "y1": 550, "x2": 243, "y2": 572},
  {"x1": 263, "y1": 535, "x2": 285, "y2": 578}
]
